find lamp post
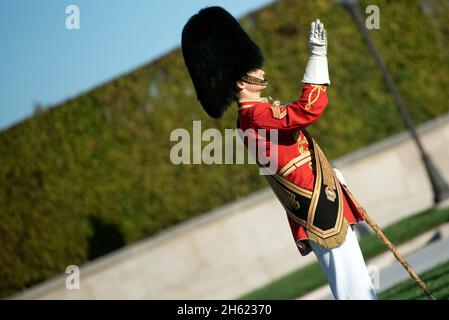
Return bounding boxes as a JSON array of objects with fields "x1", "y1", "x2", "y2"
[{"x1": 338, "y1": 0, "x2": 449, "y2": 205}]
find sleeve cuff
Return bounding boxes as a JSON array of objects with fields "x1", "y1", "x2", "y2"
[{"x1": 301, "y1": 56, "x2": 330, "y2": 85}]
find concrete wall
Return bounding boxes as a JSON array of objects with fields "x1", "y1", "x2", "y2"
[{"x1": 13, "y1": 113, "x2": 449, "y2": 299}]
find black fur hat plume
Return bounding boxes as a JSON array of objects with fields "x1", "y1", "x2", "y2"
[{"x1": 181, "y1": 6, "x2": 264, "y2": 118}]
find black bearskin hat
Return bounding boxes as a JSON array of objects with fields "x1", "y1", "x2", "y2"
[{"x1": 181, "y1": 6, "x2": 264, "y2": 118}]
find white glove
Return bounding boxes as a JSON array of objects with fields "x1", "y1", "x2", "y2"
[{"x1": 302, "y1": 19, "x2": 330, "y2": 85}]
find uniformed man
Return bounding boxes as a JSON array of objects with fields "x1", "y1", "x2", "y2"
[{"x1": 182, "y1": 6, "x2": 377, "y2": 300}]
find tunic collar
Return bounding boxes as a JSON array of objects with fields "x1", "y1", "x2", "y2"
[{"x1": 238, "y1": 96, "x2": 279, "y2": 109}]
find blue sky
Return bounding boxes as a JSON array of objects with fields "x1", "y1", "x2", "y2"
[{"x1": 0, "y1": 0, "x2": 274, "y2": 130}]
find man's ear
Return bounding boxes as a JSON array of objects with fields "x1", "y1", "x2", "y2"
[{"x1": 236, "y1": 80, "x2": 245, "y2": 90}]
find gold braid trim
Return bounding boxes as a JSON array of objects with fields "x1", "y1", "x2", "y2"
[
  {"x1": 241, "y1": 74, "x2": 269, "y2": 86},
  {"x1": 270, "y1": 106, "x2": 287, "y2": 119},
  {"x1": 268, "y1": 177, "x2": 301, "y2": 210},
  {"x1": 275, "y1": 179, "x2": 299, "y2": 209},
  {"x1": 314, "y1": 142, "x2": 337, "y2": 202},
  {"x1": 272, "y1": 173, "x2": 312, "y2": 198},
  {"x1": 307, "y1": 218, "x2": 349, "y2": 249},
  {"x1": 305, "y1": 85, "x2": 326, "y2": 110},
  {"x1": 315, "y1": 143, "x2": 336, "y2": 190}
]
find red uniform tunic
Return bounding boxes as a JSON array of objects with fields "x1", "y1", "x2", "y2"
[{"x1": 237, "y1": 83, "x2": 364, "y2": 255}]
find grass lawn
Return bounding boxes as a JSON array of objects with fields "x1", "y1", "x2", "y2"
[
  {"x1": 380, "y1": 260, "x2": 449, "y2": 300},
  {"x1": 240, "y1": 205, "x2": 449, "y2": 300}
]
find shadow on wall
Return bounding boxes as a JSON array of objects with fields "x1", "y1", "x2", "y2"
[{"x1": 88, "y1": 215, "x2": 125, "y2": 260}]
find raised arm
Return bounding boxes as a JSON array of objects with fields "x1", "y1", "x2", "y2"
[
  {"x1": 252, "y1": 83, "x2": 328, "y2": 130},
  {"x1": 251, "y1": 19, "x2": 330, "y2": 132}
]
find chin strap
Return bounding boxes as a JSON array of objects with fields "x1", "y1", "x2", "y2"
[{"x1": 241, "y1": 74, "x2": 269, "y2": 86}]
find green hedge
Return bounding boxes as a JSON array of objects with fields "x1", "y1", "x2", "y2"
[{"x1": 1, "y1": 0, "x2": 448, "y2": 297}]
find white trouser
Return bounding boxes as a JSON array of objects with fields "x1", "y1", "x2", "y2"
[{"x1": 309, "y1": 226, "x2": 377, "y2": 300}]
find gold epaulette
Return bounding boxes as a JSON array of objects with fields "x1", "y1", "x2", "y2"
[
  {"x1": 267, "y1": 96, "x2": 286, "y2": 119},
  {"x1": 277, "y1": 150, "x2": 314, "y2": 177}
]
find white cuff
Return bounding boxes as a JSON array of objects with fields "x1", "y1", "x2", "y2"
[{"x1": 301, "y1": 56, "x2": 330, "y2": 85}]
